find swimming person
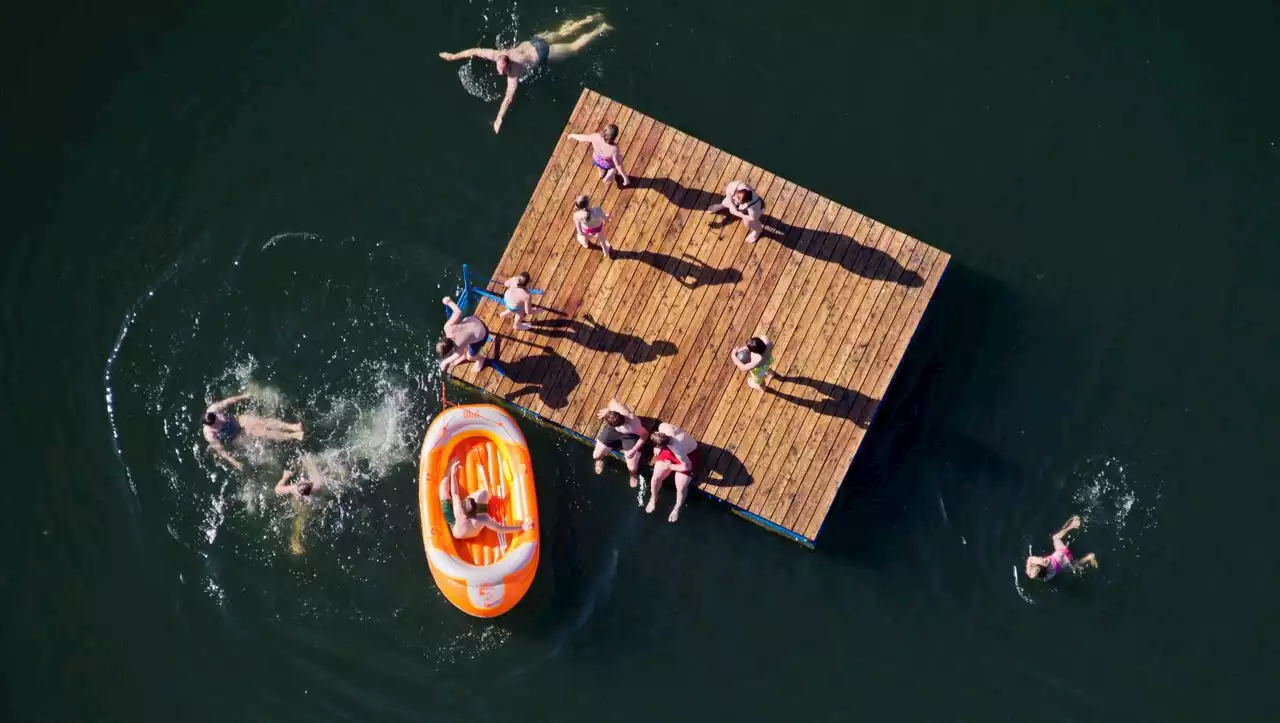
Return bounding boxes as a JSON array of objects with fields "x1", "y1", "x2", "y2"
[
  {"x1": 573, "y1": 195, "x2": 612, "y2": 258},
  {"x1": 568, "y1": 123, "x2": 630, "y2": 186},
  {"x1": 438, "y1": 14, "x2": 612, "y2": 133},
  {"x1": 1025, "y1": 515, "x2": 1099, "y2": 580},
  {"x1": 439, "y1": 459, "x2": 535, "y2": 539},
  {"x1": 437, "y1": 296, "x2": 490, "y2": 374},
  {"x1": 499, "y1": 273, "x2": 534, "y2": 331},
  {"x1": 708, "y1": 180, "x2": 766, "y2": 243},
  {"x1": 201, "y1": 392, "x2": 304, "y2": 471},
  {"x1": 592, "y1": 397, "x2": 649, "y2": 487},
  {"x1": 274, "y1": 454, "x2": 327, "y2": 554},
  {"x1": 731, "y1": 335, "x2": 775, "y2": 391},
  {"x1": 646, "y1": 423, "x2": 700, "y2": 523}
]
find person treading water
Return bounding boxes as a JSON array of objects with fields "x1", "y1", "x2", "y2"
[
  {"x1": 201, "y1": 392, "x2": 304, "y2": 471},
  {"x1": 275, "y1": 453, "x2": 328, "y2": 555},
  {"x1": 438, "y1": 13, "x2": 612, "y2": 133},
  {"x1": 439, "y1": 459, "x2": 535, "y2": 539},
  {"x1": 1025, "y1": 515, "x2": 1099, "y2": 580}
]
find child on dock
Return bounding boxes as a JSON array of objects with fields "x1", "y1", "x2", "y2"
[
  {"x1": 1025, "y1": 515, "x2": 1099, "y2": 580},
  {"x1": 593, "y1": 398, "x2": 649, "y2": 487},
  {"x1": 731, "y1": 335, "x2": 775, "y2": 391},
  {"x1": 708, "y1": 180, "x2": 765, "y2": 243},
  {"x1": 499, "y1": 272, "x2": 534, "y2": 331},
  {"x1": 568, "y1": 123, "x2": 630, "y2": 186},
  {"x1": 647, "y1": 423, "x2": 700, "y2": 523},
  {"x1": 573, "y1": 195, "x2": 612, "y2": 259}
]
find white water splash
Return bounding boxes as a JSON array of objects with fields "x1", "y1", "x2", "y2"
[{"x1": 1070, "y1": 456, "x2": 1158, "y2": 552}]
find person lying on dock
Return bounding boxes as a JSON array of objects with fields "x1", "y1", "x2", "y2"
[
  {"x1": 708, "y1": 180, "x2": 765, "y2": 244},
  {"x1": 573, "y1": 194, "x2": 612, "y2": 259},
  {"x1": 731, "y1": 335, "x2": 775, "y2": 391},
  {"x1": 568, "y1": 123, "x2": 630, "y2": 186},
  {"x1": 437, "y1": 296, "x2": 491, "y2": 374},
  {"x1": 440, "y1": 460, "x2": 535, "y2": 539},
  {"x1": 499, "y1": 273, "x2": 534, "y2": 331},
  {"x1": 438, "y1": 14, "x2": 612, "y2": 133},
  {"x1": 593, "y1": 397, "x2": 649, "y2": 487},
  {"x1": 201, "y1": 392, "x2": 304, "y2": 471},
  {"x1": 646, "y1": 423, "x2": 700, "y2": 523},
  {"x1": 1025, "y1": 515, "x2": 1098, "y2": 580}
]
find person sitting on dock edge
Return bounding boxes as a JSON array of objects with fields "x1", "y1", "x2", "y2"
[
  {"x1": 593, "y1": 397, "x2": 649, "y2": 487},
  {"x1": 646, "y1": 422, "x2": 700, "y2": 523},
  {"x1": 708, "y1": 180, "x2": 765, "y2": 243},
  {"x1": 731, "y1": 335, "x2": 775, "y2": 391},
  {"x1": 499, "y1": 272, "x2": 534, "y2": 331},
  {"x1": 1026, "y1": 515, "x2": 1098, "y2": 580},
  {"x1": 437, "y1": 296, "x2": 490, "y2": 374},
  {"x1": 440, "y1": 459, "x2": 535, "y2": 539},
  {"x1": 568, "y1": 123, "x2": 630, "y2": 186}
]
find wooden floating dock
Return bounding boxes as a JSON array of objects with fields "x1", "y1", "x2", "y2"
[{"x1": 452, "y1": 89, "x2": 950, "y2": 545}]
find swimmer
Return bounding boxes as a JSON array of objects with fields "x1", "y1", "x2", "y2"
[
  {"x1": 439, "y1": 459, "x2": 535, "y2": 539},
  {"x1": 568, "y1": 123, "x2": 630, "y2": 186},
  {"x1": 592, "y1": 398, "x2": 649, "y2": 487},
  {"x1": 646, "y1": 423, "x2": 700, "y2": 523},
  {"x1": 499, "y1": 272, "x2": 534, "y2": 331},
  {"x1": 274, "y1": 454, "x2": 327, "y2": 555},
  {"x1": 439, "y1": 14, "x2": 612, "y2": 133},
  {"x1": 437, "y1": 296, "x2": 490, "y2": 374},
  {"x1": 708, "y1": 180, "x2": 765, "y2": 243},
  {"x1": 201, "y1": 392, "x2": 304, "y2": 471},
  {"x1": 572, "y1": 194, "x2": 612, "y2": 258},
  {"x1": 731, "y1": 335, "x2": 775, "y2": 391},
  {"x1": 1026, "y1": 515, "x2": 1099, "y2": 580}
]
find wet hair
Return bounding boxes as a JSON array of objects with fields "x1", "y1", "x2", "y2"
[
  {"x1": 463, "y1": 497, "x2": 479, "y2": 518},
  {"x1": 495, "y1": 53, "x2": 510, "y2": 71},
  {"x1": 203, "y1": 412, "x2": 218, "y2": 426},
  {"x1": 1027, "y1": 562, "x2": 1045, "y2": 579},
  {"x1": 436, "y1": 338, "x2": 457, "y2": 358},
  {"x1": 601, "y1": 124, "x2": 619, "y2": 143},
  {"x1": 651, "y1": 431, "x2": 671, "y2": 449},
  {"x1": 746, "y1": 337, "x2": 767, "y2": 354},
  {"x1": 297, "y1": 482, "x2": 314, "y2": 497},
  {"x1": 603, "y1": 410, "x2": 625, "y2": 427},
  {"x1": 515, "y1": 272, "x2": 530, "y2": 288},
  {"x1": 735, "y1": 187, "x2": 755, "y2": 204},
  {"x1": 574, "y1": 194, "x2": 590, "y2": 211}
]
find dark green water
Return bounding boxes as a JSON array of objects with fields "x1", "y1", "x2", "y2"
[{"x1": 4, "y1": 1, "x2": 1279, "y2": 721}]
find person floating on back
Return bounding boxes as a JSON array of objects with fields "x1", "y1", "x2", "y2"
[
  {"x1": 437, "y1": 296, "x2": 490, "y2": 374},
  {"x1": 708, "y1": 179, "x2": 765, "y2": 243},
  {"x1": 1025, "y1": 515, "x2": 1099, "y2": 580},
  {"x1": 201, "y1": 392, "x2": 304, "y2": 471},
  {"x1": 439, "y1": 459, "x2": 535, "y2": 539},
  {"x1": 731, "y1": 335, "x2": 775, "y2": 391},
  {"x1": 592, "y1": 397, "x2": 649, "y2": 488},
  {"x1": 499, "y1": 272, "x2": 534, "y2": 331},
  {"x1": 572, "y1": 194, "x2": 612, "y2": 259},
  {"x1": 438, "y1": 13, "x2": 612, "y2": 133},
  {"x1": 646, "y1": 423, "x2": 700, "y2": 523},
  {"x1": 568, "y1": 123, "x2": 630, "y2": 186}
]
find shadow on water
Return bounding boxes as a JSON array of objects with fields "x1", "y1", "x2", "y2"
[
  {"x1": 526, "y1": 314, "x2": 677, "y2": 364},
  {"x1": 766, "y1": 373, "x2": 877, "y2": 427}
]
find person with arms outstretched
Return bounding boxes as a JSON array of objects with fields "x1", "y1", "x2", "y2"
[
  {"x1": 592, "y1": 398, "x2": 648, "y2": 487},
  {"x1": 437, "y1": 296, "x2": 491, "y2": 374},
  {"x1": 1026, "y1": 515, "x2": 1099, "y2": 580},
  {"x1": 439, "y1": 459, "x2": 535, "y2": 539},
  {"x1": 201, "y1": 392, "x2": 304, "y2": 470},
  {"x1": 568, "y1": 123, "x2": 629, "y2": 186},
  {"x1": 439, "y1": 14, "x2": 612, "y2": 133}
]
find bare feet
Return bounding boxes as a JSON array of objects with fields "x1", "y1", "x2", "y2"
[
  {"x1": 594, "y1": 459, "x2": 605, "y2": 475},
  {"x1": 515, "y1": 322, "x2": 532, "y2": 331},
  {"x1": 644, "y1": 497, "x2": 656, "y2": 514},
  {"x1": 745, "y1": 230, "x2": 761, "y2": 244},
  {"x1": 472, "y1": 358, "x2": 487, "y2": 373},
  {"x1": 601, "y1": 241, "x2": 612, "y2": 260},
  {"x1": 629, "y1": 474, "x2": 640, "y2": 488},
  {"x1": 668, "y1": 506, "x2": 680, "y2": 523}
]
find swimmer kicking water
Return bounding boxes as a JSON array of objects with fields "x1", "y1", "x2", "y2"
[
  {"x1": 1026, "y1": 515, "x2": 1099, "y2": 580},
  {"x1": 275, "y1": 453, "x2": 327, "y2": 555},
  {"x1": 201, "y1": 392, "x2": 304, "y2": 471},
  {"x1": 439, "y1": 13, "x2": 612, "y2": 133}
]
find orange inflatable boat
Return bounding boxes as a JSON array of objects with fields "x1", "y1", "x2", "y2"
[{"x1": 418, "y1": 404, "x2": 539, "y2": 617}]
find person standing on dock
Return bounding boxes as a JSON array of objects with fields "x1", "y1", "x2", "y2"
[
  {"x1": 573, "y1": 195, "x2": 612, "y2": 258},
  {"x1": 646, "y1": 423, "x2": 700, "y2": 523},
  {"x1": 568, "y1": 123, "x2": 630, "y2": 186},
  {"x1": 499, "y1": 273, "x2": 534, "y2": 331},
  {"x1": 592, "y1": 398, "x2": 649, "y2": 487},
  {"x1": 708, "y1": 180, "x2": 765, "y2": 243},
  {"x1": 731, "y1": 335, "x2": 776, "y2": 391},
  {"x1": 438, "y1": 14, "x2": 612, "y2": 133},
  {"x1": 437, "y1": 296, "x2": 490, "y2": 374}
]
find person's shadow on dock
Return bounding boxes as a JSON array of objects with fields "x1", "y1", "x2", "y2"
[
  {"x1": 630, "y1": 175, "x2": 922, "y2": 287},
  {"x1": 496, "y1": 339, "x2": 581, "y2": 410},
  {"x1": 767, "y1": 373, "x2": 877, "y2": 428},
  {"x1": 610, "y1": 249, "x2": 742, "y2": 289},
  {"x1": 527, "y1": 315, "x2": 677, "y2": 364},
  {"x1": 633, "y1": 416, "x2": 753, "y2": 489}
]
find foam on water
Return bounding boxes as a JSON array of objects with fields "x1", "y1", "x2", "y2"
[{"x1": 1070, "y1": 455, "x2": 1158, "y2": 553}]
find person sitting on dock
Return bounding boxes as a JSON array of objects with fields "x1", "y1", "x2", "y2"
[
  {"x1": 1026, "y1": 515, "x2": 1099, "y2": 580},
  {"x1": 593, "y1": 397, "x2": 649, "y2": 487},
  {"x1": 499, "y1": 272, "x2": 534, "y2": 331},
  {"x1": 568, "y1": 123, "x2": 630, "y2": 186},
  {"x1": 646, "y1": 423, "x2": 700, "y2": 523},
  {"x1": 201, "y1": 392, "x2": 304, "y2": 471},
  {"x1": 708, "y1": 180, "x2": 765, "y2": 244},
  {"x1": 573, "y1": 195, "x2": 612, "y2": 259},
  {"x1": 438, "y1": 14, "x2": 612, "y2": 134},
  {"x1": 731, "y1": 335, "x2": 776, "y2": 391},
  {"x1": 440, "y1": 459, "x2": 535, "y2": 539},
  {"x1": 437, "y1": 296, "x2": 490, "y2": 374}
]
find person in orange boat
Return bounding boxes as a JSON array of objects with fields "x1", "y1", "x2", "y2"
[
  {"x1": 592, "y1": 397, "x2": 648, "y2": 487},
  {"x1": 439, "y1": 459, "x2": 534, "y2": 539},
  {"x1": 646, "y1": 422, "x2": 700, "y2": 523}
]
